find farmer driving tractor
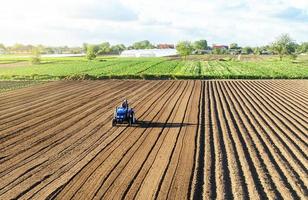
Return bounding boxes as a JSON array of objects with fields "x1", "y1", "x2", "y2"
[{"x1": 122, "y1": 99, "x2": 128, "y2": 109}]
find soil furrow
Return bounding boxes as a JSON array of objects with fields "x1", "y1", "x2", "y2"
[
  {"x1": 119, "y1": 82, "x2": 190, "y2": 199},
  {"x1": 238, "y1": 81, "x2": 308, "y2": 178},
  {"x1": 132, "y1": 81, "x2": 192, "y2": 199},
  {"x1": 153, "y1": 81, "x2": 196, "y2": 199},
  {"x1": 0, "y1": 80, "x2": 156, "y2": 196},
  {"x1": 215, "y1": 81, "x2": 254, "y2": 199},
  {"x1": 23, "y1": 81, "x2": 173, "y2": 199},
  {"x1": 210, "y1": 81, "x2": 233, "y2": 199},
  {"x1": 202, "y1": 81, "x2": 216, "y2": 199},
  {"x1": 56, "y1": 81, "x2": 186, "y2": 199},
  {"x1": 91, "y1": 82, "x2": 187, "y2": 200},
  {"x1": 221, "y1": 81, "x2": 280, "y2": 199},
  {"x1": 0, "y1": 81, "x2": 69, "y2": 104},
  {"x1": 0, "y1": 81, "x2": 96, "y2": 113},
  {"x1": 0, "y1": 81, "x2": 142, "y2": 167},
  {"x1": 0, "y1": 81, "x2": 114, "y2": 130},
  {"x1": 213, "y1": 81, "x2": 249, "y2": 199},
  {"x1": 263, "y1": 80, "x2": 308, "y2": 107},
  {"x1": 255, "y1": 81, "x2": 308, "y2": 125},
  {"x1": 226, "y1": 81, "x2": 294, "y2": 199},
  {"x1": 252, "y1": 81, "x2": 308, "y2": 140},
  {"x1": 232, "y1": 81, "x2": 306, "y2": 199},
  {"x1": 1, "y1": 80, "x2": 307, "y2": 199},
  {"x1": 162, "y1": 81, "x2": 201, "y2": 200},
  {"x1": 0, "y1": 81, "x2": 128, "y2": 145},
  {"x1": 192, "y1": 81, "x2": 205, "y2": 200}
]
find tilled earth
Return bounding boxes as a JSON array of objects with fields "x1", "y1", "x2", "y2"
[{"x1": 0, "y1": 80, "x2": 307, "y2": 199}]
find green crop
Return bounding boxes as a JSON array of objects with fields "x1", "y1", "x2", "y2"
[{"x1": 0, "y1": 55, "x2": 307, "y2": 80}]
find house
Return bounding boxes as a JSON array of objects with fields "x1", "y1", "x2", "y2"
[
  {"x1": 157, "y1": 44, "x2": 175, "y2": 49},
  {"x1": 212, "y1": 45, "x2": 229, "y2": 50}
]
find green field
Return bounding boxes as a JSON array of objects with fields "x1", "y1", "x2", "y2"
[{"x1": 0, "y1": 55, "x2": 307, "y2": 80}]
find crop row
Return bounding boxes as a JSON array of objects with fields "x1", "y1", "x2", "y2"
[{"x1": 0, "y1": 57, "x2": 307, "y2": 80}]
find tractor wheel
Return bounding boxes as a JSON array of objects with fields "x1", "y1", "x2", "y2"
[
  {"x1": 112, "y1": 119, "x2": 116, "y2": 127},
  {"x1": 132, "y1": 114, "x2": 136, "y2": 124},
  {"x1": 129, "y1": 114, "x2": 135, "y2": 126},
  {"x1": 128, "y1": 117, "x2": 132, "y2": 126}
]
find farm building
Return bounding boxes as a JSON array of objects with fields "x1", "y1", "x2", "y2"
[
  {"x1": 157, "y1": 44, "x2": 175, "y2": 49},
  {"x1": 212, "y1": 44, "x2": 229, "y2": 50},
  {"x1": 120, "y1": 49, "x2": 177, "y2": 57}
]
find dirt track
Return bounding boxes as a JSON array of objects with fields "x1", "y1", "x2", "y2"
[
  {"x1": 0, "y1": 61, "x2": 30, "y2": 68},
  {"x1": 0, "y1": 80, "x2": 307, "y2": 199}
]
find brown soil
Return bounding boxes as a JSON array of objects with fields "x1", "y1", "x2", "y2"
[{"x1": 0, "y1": 80, "x2": 307, "y2": 199}]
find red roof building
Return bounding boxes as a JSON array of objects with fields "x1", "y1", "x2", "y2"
[
  {"x1": 157, "y1": 44, "x2": 175, "y2": 49},
  {"x1": 212, "y1": 45, "x2": 229, "y2": 49}
]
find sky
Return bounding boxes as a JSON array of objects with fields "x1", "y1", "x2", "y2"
[{"x1": 0, "y1": 0, "x2": 307, "y2": 47}]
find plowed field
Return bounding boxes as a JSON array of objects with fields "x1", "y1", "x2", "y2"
[{"x1": 0, "y1": 80, "x2": 307, "y2": 199}]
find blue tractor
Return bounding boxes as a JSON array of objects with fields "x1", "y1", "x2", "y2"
[{"x1": 112, "y1": 100, "x2": 136, "y2": 126}]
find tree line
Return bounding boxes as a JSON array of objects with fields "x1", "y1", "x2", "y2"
[
  {"x1": 1, "y1": 34, "x2": 307, "y2": 61},
  {"x1": 176, "y1": 34, "x2": 308, "y2": 60},
  {"x1": 0, "y1": 44, "x2": 83, "y2": 55}
]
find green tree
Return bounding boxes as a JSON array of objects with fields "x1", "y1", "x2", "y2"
[
  {"x1": 132, "y1": 40, "x2": 154, "y2": 49},
  {"x1": 82, "y1": 43, "x2": 88, "y2": 52},
  {"x1": 12, "y1": 43, "x2": 24, "y2": 50},
  {"x1": 229, "y1": 43, "x2": 239, "y2": 49},
  {"x1": 31, "y1": 47, "x2": 41, "y2": 64},
  {"x1": 111, "y1": 44, "x2": 126, "y2": 54},
  {"x1": 176, "y1": 41, "x2": 193, "y2": 60},
  {"x1": 242, "y1": 46, "x2": 253, "y2": 54},
  {"x1": 0, "y1": 43, "x2": 5, "y2": 49},
  {"x1": 193, "y1": 40, "x2": 208, "y2": 50},
  {"x1": 212, "y1": 48, "x2": 221, "y2": 54},
  {"x1": 297, "y1": 42, "x2": 308, "y2": 53},
  {"x1": 43, "y1": 47, "x2": 53, "y2": 54},
  {"x1": 86, "y1": 45, "x2": 97, "y2": 60},
  {"x1": 0, "y1": 43, "x2": 5, "y2": 54},
  {"x1": 271, "y1": 34, "x2": 296, "y2": 60},
  {"x1": 97, "y1": 42, "x2": 111, "y2": 55},
  {"x1": 253, "y1": 47, "x2": 261, "y2": 55}
]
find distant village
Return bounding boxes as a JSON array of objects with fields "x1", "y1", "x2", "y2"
[
  {"x1": 2, "y1": 32, "x2": 308, "y2": 60},
  {"x1": 0, "y1": 40, "x2": 273, "y2": 57}
]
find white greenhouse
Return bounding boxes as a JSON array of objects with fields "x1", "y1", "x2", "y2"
[{"x1": 120, "y1": 49, "x2": 178, "y2": 58}]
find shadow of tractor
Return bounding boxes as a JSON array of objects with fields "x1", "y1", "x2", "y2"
[{"x1": 136, "y1": 120, "x2": 196, "y2": 128}]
